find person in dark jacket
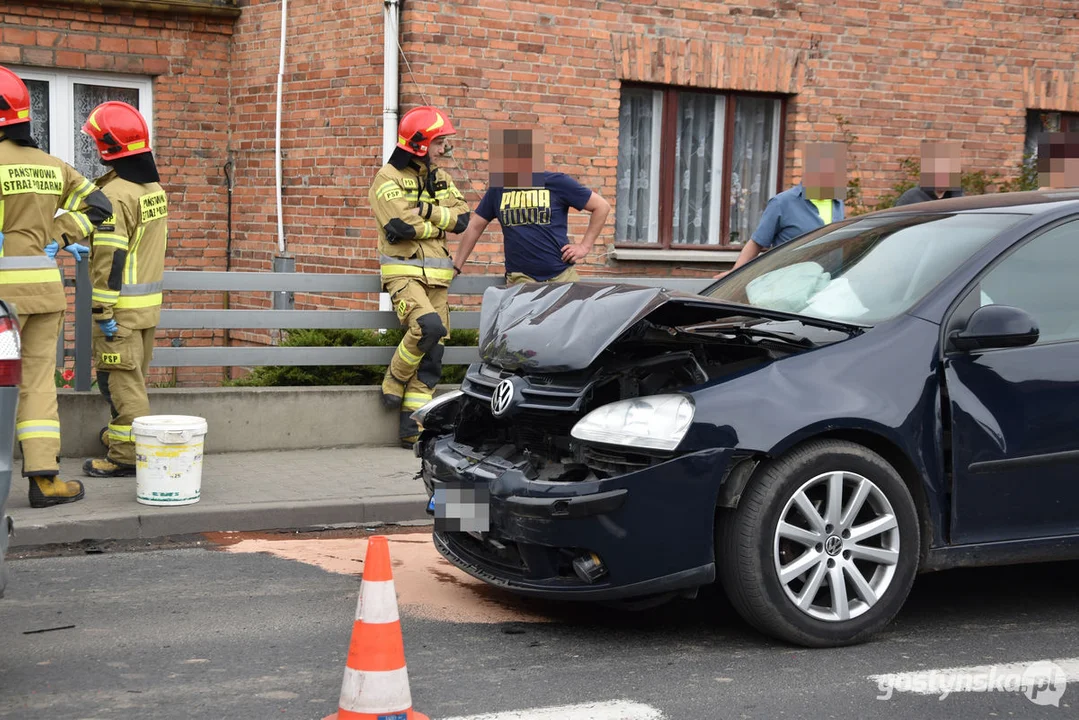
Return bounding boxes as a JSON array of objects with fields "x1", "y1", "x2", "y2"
[{"x1": 895, "y1": 141, "x2": 964, "y2": 206}]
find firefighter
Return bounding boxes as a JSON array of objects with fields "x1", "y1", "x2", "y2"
[
  {"x1": 0, "y1": 66, "x2": 112, "y2": 507},
  {"x1": 79, "y1": 101, "x2": 168, "y2": 478},
  {"x1": 370, "y1": 106, "x2": 470, "y2": 446}
]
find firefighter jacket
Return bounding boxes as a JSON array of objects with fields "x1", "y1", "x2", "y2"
[
  {"x1": 0, "y1": 139, "x2": 112, "y2": 315},
  {"x1": 370, "y1": 159, "x2": 470, "y2": 288},
  {"x1": 89, "y1": 170, "x2": 167, "y2": 330}
]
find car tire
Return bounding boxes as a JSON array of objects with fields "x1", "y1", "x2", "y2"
[{"x1": 717, "y1": 439, "x2": 920, "y2": 648}]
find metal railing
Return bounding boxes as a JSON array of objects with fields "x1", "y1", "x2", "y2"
[{"x1": 64, "y1": 263, "x2": 714, "y2": 391}]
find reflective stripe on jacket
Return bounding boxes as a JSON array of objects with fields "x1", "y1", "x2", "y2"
[
  {"x1": 0, "y1": 139, "x2": 112, "y2": 314},
  {"x1": 370, "y1": 160, "x2": 469, "y2": 289},
  {"x1": 89, "y1": 171, "x2": 167, "y2": 329}
]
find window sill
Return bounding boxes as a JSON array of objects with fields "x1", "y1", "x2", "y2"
[
  {"x1": 609, "y1": 248, "x2": 741, "y2": 263},
  {"x1": 66, "y1": 0, "x2": 241, "y2": 18}
]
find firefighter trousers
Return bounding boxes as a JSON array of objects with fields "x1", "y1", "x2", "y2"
[
  {"x1": 382, "y1": 278, "x2": 449, "y2": 440},
  {"x1": 93, "y1": 324, "x2": 155, "y2": 466},
  {"x1": 16, "y1": 312, "x2": 64, "y2": 477}
]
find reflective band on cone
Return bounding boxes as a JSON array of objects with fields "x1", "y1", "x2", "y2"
[{"x1": 323, "y1": 536, "x2": 429, "y2": 720}]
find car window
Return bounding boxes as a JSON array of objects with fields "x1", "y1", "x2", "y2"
[
  {"x1": 977, "y1": 219, "x2": 1079, "y2": 344},
  {"x1": 705, "y1": 212, "x2": 1027, "y2": 324}
]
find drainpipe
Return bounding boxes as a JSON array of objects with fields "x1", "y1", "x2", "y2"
[
  {"x1": 383, "y1": 0, "x2": 400, "y2": 163},
  {"x1": 273, "y1": 0, "x2": 295, "y2": 310},
  {"x1": 379, "y1": 0, "x2": 401, "y2": 317}
]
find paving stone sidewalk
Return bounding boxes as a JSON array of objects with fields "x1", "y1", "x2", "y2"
[{"x1": 4, "y1": 446, "x2": 430, "y2": 548}]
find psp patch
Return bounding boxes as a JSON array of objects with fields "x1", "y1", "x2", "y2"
[{"x1": 100, "y1": 352, "x2": 122, "y2": 365}]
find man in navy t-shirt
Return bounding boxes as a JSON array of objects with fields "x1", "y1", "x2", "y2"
[{"x1": 452, "y1": 126, "x2": 610, "y2": 283}]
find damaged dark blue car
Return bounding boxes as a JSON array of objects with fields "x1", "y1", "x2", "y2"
[{"x1": 414, "y1": 189, "x2": 1079, "y2": 648}]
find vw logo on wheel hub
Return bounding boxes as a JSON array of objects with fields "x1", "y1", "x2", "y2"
[
  {"x1": 491, "y1": 378, "x2": 516, "y2": 417},
  {"x1": 824, "y1": 535, "x2": 843, "y2": 556}
]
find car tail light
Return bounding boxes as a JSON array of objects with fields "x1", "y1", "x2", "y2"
[{"x1": 0, "y1": 315, "x2": 22, "y2": 387}]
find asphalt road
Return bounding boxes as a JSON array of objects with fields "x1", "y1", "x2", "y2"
[{"x1": 1, "y1": 534, "x2": 1077, "y2": 719}]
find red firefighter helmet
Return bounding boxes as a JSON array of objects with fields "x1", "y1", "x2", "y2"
[
  {"x1": 396, "y1": 106, "x2": 456, "y2": 157},
  {"x1": 82, "y1": 101, "x2": 151, "y2": 161},
  {"x1": 0, "y1": 66, "x2": 32, "y2": 128}
]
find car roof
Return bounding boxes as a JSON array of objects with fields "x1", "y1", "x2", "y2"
[{"x1": 870, "y1": 188, "x2": 1079, "y2": 216}]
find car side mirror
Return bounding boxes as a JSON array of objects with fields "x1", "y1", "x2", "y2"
[{"x1": 949, "y1": 304, "x2": 1039, "y2": 352}]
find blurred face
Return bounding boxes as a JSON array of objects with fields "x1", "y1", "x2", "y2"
[
  {"x1": 1037, "y1": 132, "x2": 1079, "y2": 189},
  {"x1": 429, "y1": 135, "x2": 451, "y2": 159},
  {"x1": 919, "y1": 141, "x2": 962, "y2": 192},
  {"x1": 489, "y1": 125, "x2": 545, "y2": 187},
  {"x1": 803, "y1": 143, "x2": 847, "y2": 200}
]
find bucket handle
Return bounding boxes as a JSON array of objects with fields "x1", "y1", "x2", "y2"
[{"x1": 156, "y1": 430, "x2": 193, "y2": 444}]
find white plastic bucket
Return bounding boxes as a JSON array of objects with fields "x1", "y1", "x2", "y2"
[{"x1": 132, "y1": 415, "x2": 208, "y2": 507}]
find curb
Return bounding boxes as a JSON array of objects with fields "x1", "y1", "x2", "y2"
[{"x1": 8, "y1": 494, "x2": 431, "y2": 548}]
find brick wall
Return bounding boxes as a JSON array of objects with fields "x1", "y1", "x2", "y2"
[
  {"x1": 227, "y1": 0, "x2": 386, "y2": 349},
  {"x1": 9, "y1": 0, "x2": 1079, "y2": 387},
  {"x1": 3, "y1": 1, "x2": 235, "y2": 386},
  {"x1": 397, "y1": 0, "x2": 1079, "y2": 275}
]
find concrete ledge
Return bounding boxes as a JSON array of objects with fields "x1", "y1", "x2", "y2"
[{"x1": 47, "y1": 385, "x2": 458, "y2": 458}]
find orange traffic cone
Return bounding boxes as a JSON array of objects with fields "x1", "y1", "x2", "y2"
[{"x1": 324, "y1": 535, "x2": 429, "y2": 720}]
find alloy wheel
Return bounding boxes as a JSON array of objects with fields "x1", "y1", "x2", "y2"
[{"x1": 772, "y1": 470, "x2": 901, "y2": 622}]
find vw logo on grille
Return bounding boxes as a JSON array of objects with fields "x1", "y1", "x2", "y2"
[
  {"x1": 491, "y1": 378, "x2": 516, "y2": 417},
  {"x1": 824, "y1": 535, "x2": 843, "y2": 557}
]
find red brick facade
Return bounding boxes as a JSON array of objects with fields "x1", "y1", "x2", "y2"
[
  {"x1": 6, "y1": 0, "x2": 1079, "y2": 384},
  {"x1": 4, "y1": 0, "x2": 235, "y2": 385}
]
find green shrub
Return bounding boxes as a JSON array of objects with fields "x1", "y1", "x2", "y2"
[{"x1": 226, "y1": 327, "x2": 479, "y2": 387}]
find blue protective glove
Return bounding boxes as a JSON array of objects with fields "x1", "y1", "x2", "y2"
[
  {"x1": 97, "y1": 318, "x2": 118, "y2": 339},
  {"x1": 0, "y1": 231, "x2": 4, "y2": 254},
  {"x1": 63, "y1": 243, "x2": 90, "y2": 262},
  {"x1": 44, "y1": 240, "x2": 59, "y2": 259}
]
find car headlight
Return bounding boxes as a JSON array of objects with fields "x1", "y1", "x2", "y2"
[
  {"x1": 570, "y1": 394, "x2": 695, "y2": 452},
  {"x1": 410, "y1": 389, "x2": 464, "y2": 426}
]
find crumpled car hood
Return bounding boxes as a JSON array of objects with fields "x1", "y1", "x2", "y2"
[{"x1": 478, "y1": 282, "x2": 691, "y2": 372}]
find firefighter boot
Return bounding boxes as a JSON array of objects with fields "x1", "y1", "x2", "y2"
[
  {"x1": 83, "y1": 457, "x2": 137, "y2": 478},
  {"x1": 399, "y1": 411, "x2": 421, "y2": 449},
  {"x1": 28, "y1": 476, "x2": 86, "y2": 509},
  {"x1": 98, "y1": 425, "x2": 110, "y2": 450},
  {"x1": 381, "y1": 371, "x2": 406, "y2": 410}
]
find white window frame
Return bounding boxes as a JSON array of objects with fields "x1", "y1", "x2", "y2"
[
  {"x1": 644, "y1": 89, "x2": 663, "y2": 245},
  {"x1": 706, "y1": 94, "x2": 728, "y2": 246},
  {"x1": 10, "y1": 65, "x2": 154, "y2": 168},
  {"x1": 767, "y1": 98, "x2": 782, "y2": 202}
]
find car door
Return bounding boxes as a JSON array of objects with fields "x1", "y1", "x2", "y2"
[{"x1": 944, "y1": 217, "x2": 1079, "y2": 544}]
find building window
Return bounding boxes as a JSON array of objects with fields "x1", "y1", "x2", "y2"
[
  {"x1": 616, "y1": 86, "x2": 783, "y2": 249},
  {"x1": 12, "y1": 67, "x2": 153, "y2": 181}
]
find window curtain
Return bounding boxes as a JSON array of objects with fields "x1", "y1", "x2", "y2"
[
  {"x1": 72, "y1": 83, "x2": 140, "y2": 181},
  {"x1": 616, "y1": 89, "x2": 659, "y2": 244},
  {"x1": 672, "y1": 93, "x2": 718, "y2": 245},
  {"x1": 730, "y1": 97, "x2": 777, "y2": 246},
  {"x1": 25, "y1": 79, "x2": 50, "y2": 153}
]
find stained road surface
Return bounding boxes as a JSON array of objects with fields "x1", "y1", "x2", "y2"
[{"x1": 1, "y1": 531, "x2": 1077, "y2": 719}]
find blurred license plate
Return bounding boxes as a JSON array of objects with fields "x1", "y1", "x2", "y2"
[{"x1": 432, "y1": 482, "x2": 490, "y2": 533}]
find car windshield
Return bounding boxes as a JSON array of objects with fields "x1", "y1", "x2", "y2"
[{"x1": 704, "y1": 212, "x2": 1028, "y2": 325}]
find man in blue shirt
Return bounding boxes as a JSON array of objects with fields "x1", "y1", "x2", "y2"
[
  {"x1": 717, "y1": 142, "x2": 846, "y2": 277},
  {"x1": 452, "y1": 126, "x2": 610, "y2": 283}
]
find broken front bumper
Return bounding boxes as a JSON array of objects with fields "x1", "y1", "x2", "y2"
[{"x1": 420, "y1": 435, "x2": 736, "y2": 601}]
